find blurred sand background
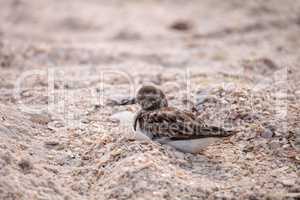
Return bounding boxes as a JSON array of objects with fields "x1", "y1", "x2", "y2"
[{"x1": 0, "y1": 0, "x2": 300, "y2": 199}]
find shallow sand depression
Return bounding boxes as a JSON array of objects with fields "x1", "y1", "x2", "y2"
[{"x1": 0, "y1": 0, "x2": 300, "y2": 199}]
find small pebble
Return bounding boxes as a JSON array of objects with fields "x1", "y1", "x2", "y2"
[
  {"x1": 44, "y1": 140, "x2": 59, "y2": 146},
  {"x1": 18, "y1": 158, "x2": 33, "y2": 173},
  {"x1": 169, "y1": 20, "x2": 193, "y2": 31},
  {"x1": 261, "y1": 128, "x2": 273, "y2": 138},
  {"x1": 81, "y1": 119, "x2": 90, "y2": 124},
  {"x1": 106, "y1": 96, "x2": 135, "y2": 106},
  {"x1": 29, "y1": 113, "x2": 51, "y2": 125}
]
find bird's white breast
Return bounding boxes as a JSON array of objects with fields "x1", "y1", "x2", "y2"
[{"x1": 134, "y1": 120, "x2": 153, "y2": 141}]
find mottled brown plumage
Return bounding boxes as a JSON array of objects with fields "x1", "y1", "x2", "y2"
[{"x1": 134, "y1": 85, "x2": 233, "y2": 141}]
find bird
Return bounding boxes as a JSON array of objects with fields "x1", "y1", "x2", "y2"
[{"x1": 133, "y1": 85, "x2": 234, "y2": 143}]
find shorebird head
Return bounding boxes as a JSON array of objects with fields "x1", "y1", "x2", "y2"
[{"x1": 136, "y1": 85, "x2": 168, "y2": 111}]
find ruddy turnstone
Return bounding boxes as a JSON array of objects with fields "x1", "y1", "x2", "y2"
[{"x1": 133, "y1": 85, "x2": 233, "y2": 142}]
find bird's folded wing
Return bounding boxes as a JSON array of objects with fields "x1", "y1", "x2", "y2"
[
  {"x1": 147, "y1": 108, "x2": 234, "y2": 139},
  {"x1": 143, "y1": 108, "x2": 199, "y2": 138},
  {"x1": 134, "y1": 107, "x2": 235, "y2": 140}
]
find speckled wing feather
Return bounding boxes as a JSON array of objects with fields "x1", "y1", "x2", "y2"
[{"x1": 134, "y1": 107, "x2": 233, "y2": 140}]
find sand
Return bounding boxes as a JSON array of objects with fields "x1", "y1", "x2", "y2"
[{"x1": 0, "y1": 0, "x2": 299, "y2": 199}]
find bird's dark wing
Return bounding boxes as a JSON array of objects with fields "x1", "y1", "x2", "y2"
[
  {"x1": 139, "y1": 107, "x2": 234, "y2": 140},
  {"x1": 138, "y1": 107, "x2": 197, "y2": 139}
]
